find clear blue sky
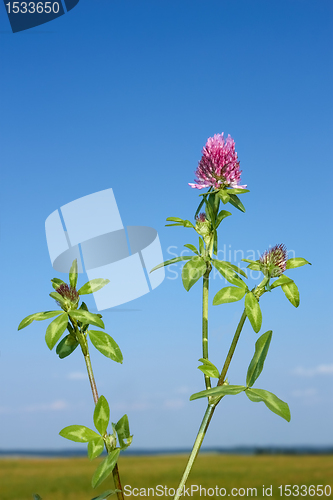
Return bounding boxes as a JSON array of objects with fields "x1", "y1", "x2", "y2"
[{"x1": 0, "y1": 0, "x2": 332, "y2": 452}]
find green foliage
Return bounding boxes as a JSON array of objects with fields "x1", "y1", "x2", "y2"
[
  {"x1": 150, "y1": 255, "x2": 192, "y2": 273},
  {"x1": 216, "y1": 210, "x2": 232, "y2": 226},
  {"x1": 245, "y1": 388, "x2": 291, "y2": 422},
  {"x1": 45, "y1": 313, "x2": 69, "y2": 350},
  {"x1": 59, "y1": 425, "x2": 100, "y2": 443},
  {"x1": 218, "y1": 190, "x2": 230, "y2": 204},
  {"x1": 56, "y1": 332, "x2": 79, "y2": 359},
  {"x1": 226, "y1": 188, "x2": 250, "y2": 194},
  {"x1": 190, "y1": 385, "x2": 246, "y2": 401},
  {"x1": 184, "y1": 243, "x2": 199, "y2": 255},
  {"x1": 281, "y1": 281, "x2": 300, "y2": 307},
  {"x1": 211, "y1": 260, "x2": 247, "y2": 288},
  {"x1": 49, "y1": 291, "x2": 67, "y2": 308},
  {"x1": 213, "y1": 286, "x2": 246, "y2": 305},
  {"x1": 245, "y1": 292, "x2": 262, "y2": 333},
  {"x1": 270, "y1": 275, "x2": 293, "y2": 289},
  {"x1": 69, "y1": 310, "x2": 105, "y2": 329},
  {"x1": 78, "y1": 279, "x2": 110, "y2": 295},
  {"x1": 182, "y1": 257, "x2": 207, "y2": 291},
  {"x1": 88, "y1": 330, "x2": 123, "y2": 363},
  {"x1": 246, "y1": 331, "x2": 272, "y2": 387},
  {"x1": 88, "y1": 437, "x2": 105, "y2": 460},
  {"x1": 115, "y1": 414, "x2": 133, "y2": 450},
  {"x1": 197, "y1": 358, "x2": 220, "y2": 379},
  {"x1": 91, "y1": 449, "x2": 120, "y2": 488},
  {"x1": 228, "y1": 194, "x2": 245, "y2": 212},
  {"x1": 51, "y1": 278, "x2": 65, "y2": 290},
  {"x1": 18, "y1": 311, "x2": 62, "y2": 330},
  {"x1": 165, "y1": 217, "x2": 194, "y2": 228},
  {"x1": 69, "y1": 259, "x2": 78, "y2": 289},
  {"x1": 286, "y1": 257, "x2": 311, "y2": 269},
  {"x1": 94, "y1": 396, "x2": 110, "y2": 436}
]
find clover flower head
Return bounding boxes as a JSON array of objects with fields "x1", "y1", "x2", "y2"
[
  {"x1": 196, "y1": 212, "x2": 207, "y2": 222},
  {"x1": 189, "y1": 133, "x2": 246, "y2": 190},
  {"x1": 57, "y1": 283, "x2": 79, "y2": 307},
  {"x1": 260, "y1": 244, "x2": 288, "y2": 278}
]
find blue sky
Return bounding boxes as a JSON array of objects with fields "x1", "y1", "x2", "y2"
[{"x1": 0, "y1": 0, "x2": 332, "y2": 452}]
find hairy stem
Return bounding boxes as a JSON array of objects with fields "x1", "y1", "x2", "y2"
[
  {"x1": 202, "y1": 268, "x2": 211, "y2": 390},
  {"x1": 76, "y1": 326, "x2": 124, "y2": 500},
  {"x1": 174, "y1": 404, "x2": 216, "y2": 500}
]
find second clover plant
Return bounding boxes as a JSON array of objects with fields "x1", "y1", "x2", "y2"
[
  {"x1": 18, "y1": 261, "x2": 132, "y2": 500},
  {"x1": 151, "y1": 133, "x2": 311, "y2": 499}
]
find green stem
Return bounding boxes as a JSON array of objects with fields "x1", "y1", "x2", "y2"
[
  {"x1": 174, "y1": 404, "x2": 216, "y2": 500},
  {"x1": 217, "y1": 309, "x2": 247, "y2": 386},
  {"x1": 75, "y1": 326, "x2": 124, "y2": 500},
  {"x1": 202, "y1": 268, "x2": 211, "y2": 390}
]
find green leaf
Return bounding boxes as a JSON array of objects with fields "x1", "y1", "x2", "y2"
[
  {"x1": 216, "y1": 210, "x2": 232, "y2": 226},
  {"x1": 69, "y1": 310, "x2": 105, "y2": 329},
  {"x1": 211, "y1": 260, "x2": 247, "y2": 288},
  {"x1": 18, "y1": 311, "x2": 62, "y2": 330},
  {"x1": 56, "y1": 332, "x2": 79, "y2": 359},
  {"x1": 182, "y1": 257, "x2": 207, "y2": 291},
  {"x1": 150, "y1": 256, "x2": 192, "y2": 273},
  {"x1": 94, "y1": 396, "x2": 110, "y2": 435},
  {"x1": 199, "y1": 237, "x2": 204, "y2": 255},
  {"x1": 226, "y1": 188, "x2": 250, "y2": 194},
  {"x1": 245, "y1": 292, "x2": 262, "y2": 333},
  {"x1": 88, "y1": 331, "x2": 123, "y2": 363},
  {"x1": 183, "y1": 220, "x2": 195, "y2": 228},
  {"x1": 213, "y1": 286, "x2": 246, "y2": 305},
  {"x1": 281, "y1": 281, "x2": 300, "y2": 307},
  {"x1": 184, "y1": 244, "x2": 199, "y2": 255},
  {"x1": 242, "y1": 259, "x2": 258, "y2": 264},
  {"x1": 92, "y1": 490, "x2": 120, "y2": 500},
  {"x1": 59, "y1": 425, "x2": 100, "y2": 443},
  {"x1": 194, "y1": 197, "x2": 205, "y2": 219},
  {"x1": 190, "y1": 385, "x2": 246, "y2": 401},
  {"x1": 51, "y1": 278, "x2": 65, "y2": 290},
  {"x1": 115, "y1": 414, "x2": 133, "y2": 450},
  {"x1": 78, "y1": 279, "x2": 110, "y2": 295},
  {"x1": 69, "y1": 259, "x2": 78, "y2": 289},
  {"x1": 166, "y1": 217, "x2": 184, "y2": 222},
  {"x1": 49, "y1": 291, "x2": 67, "y2": 307},
  {"x1": 45, "y1": 313, "x2": 69, "y2": 350},
  {"x1": 228, "y1": 194, "x2": 246, "y2": 213},
  {"x1": 92, "y1": 449, "x2": 120, "y2": 488},
  {"x1": 218, "y1": 190, "x2": 230, "y2": 204},
  {"x1": 88, "y1": 437, "x2": 105, "y2": 460},
  {"x1": 286, "y1": 257, "x2": 311, "y2": 269},
  {"x1": 245, "y1": 388, "x2": 291, "y2": 422},
  {"x1": 246, "y1": 262, "x2": 261, "y2": 271},
  {"x1": 197, "y1": 358, "x2": 220, "y2": 379},
  {"x1": 246, "y1": 331, "x2": 272, "y2": 387},
  {"x1": 270, "y1": 275, "x2": 293, "y2": 289}
]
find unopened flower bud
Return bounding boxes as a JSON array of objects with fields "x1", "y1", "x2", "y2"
[
  {"x1": 259, "y1": 244, "x2": 287, "y2": 278},
  {"x1": 195, "y1": 213, "x2": 212, "y2": 242},
  {"x1": 57, "y1": 283, "x2": 79, "y2": 310}
]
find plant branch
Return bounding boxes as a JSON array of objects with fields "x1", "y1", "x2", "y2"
[{"x1": 202, "y1": 267, "x2": 211, "y2": 390}]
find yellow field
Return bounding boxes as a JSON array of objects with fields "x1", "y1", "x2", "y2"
[{"x1": 0, "y1": 454, "x2": 332, "y2": 500}]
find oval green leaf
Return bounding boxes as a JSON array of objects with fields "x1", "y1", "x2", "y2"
[
  {"x1": 182, "y1": 257, "x2": 207, "y2": 292},
  {"x1": 281, "y1": 281, "x2": 300, "y2": 307},
  {"x1": 69, "y1": 259, "x2": 78, "y2": 289},
  {"x1": 184, "y1": 244, "x2": 199, "y2": 255},
  {"x1": 94, "y1": 395, "x2": 110, "y2": 436},
  {"x1": 88, "y1": 331, "x2": 123, "y2": 363},
  {"x1": 190, "y1": 385, "x2": 246, "y2": 401},
  {"x1": 59, "y1": 425, "x2": 100, "y2": 443},
  {"x1": 228, "y1": 194, "x2": 245, "y2": 213},
  {"x1": 213, "y1": 286, "x2": 246, "y2": 305},
  {"x1": 246, "y1": 331, "x2": 272, "y2": 387},
  {"x1": 270, "y1": 275, "x2": 293, "y2": 289},
  {"x1": 88, "y1": 436, "x2": 105, "y2": 460},
  {"x1": 218, "y1": 190, "x2": 230, "y2": 204},
  {"x1": 245, "y1": 388, "x2": 291, "y2": 422},
  {"x1": 115, "y1": 414, "x2": 132, "y2": 450},
  {"x1": 78, "y1": 279, "x2": 110, "y2": 295},
  {"x1": 45, "y1": 313, "x2": 69, "y2": 350},
  {"x1": 197, "y1": 358, "x2": 220, "y2": 379},
  {"x1": 212, "y1": 261, "x2": 247, "y2": 288},
  {"x1": 18, "y1": 311, "x2": 62, "y2": 330},
  {"x1": 286, "y1": 257, "x2": 311, "y2": 269},
  {"x1": 69, "y1": 310, "x2": 105, "y2": 329},
  {"x1": 56, "y1": 333, "x2": 79, "y2": 359},
  {"x1": 92, "y1": 448, "x2": 120, "y2": 488},
  {"x1": 245, "y1": 292, "x2": 262, "y2": 333}
]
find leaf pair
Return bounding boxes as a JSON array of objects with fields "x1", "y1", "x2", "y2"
[
  {"x1": 165, "y1": 217, "x2": 194, "y2": 228},
  {"x1": 197, "y1": 358, "x2": 220, "y2": 379},
  {"x1": 182, "y1": 257, "x2": 207, "y2": 291}
]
